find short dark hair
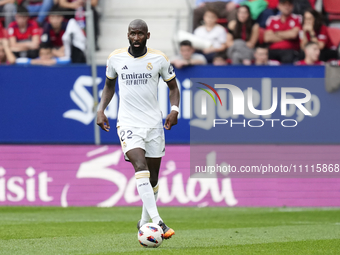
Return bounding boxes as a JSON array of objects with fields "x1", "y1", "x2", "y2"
[
  {"x1": 204, "y1": 7, "x2": 219, "y2": 17},
  {"x1": 180, "y1": 40, "x2": 193, "y2": 47},
  {"x1": 40, "y1": 43, "x2": 52, "y2": 50},
  {"x1": 49, "y1": 5, "x2": 65, "y2": 16},
  {"x1": 128, "y1": 19, "x2": 148, "y2": 33},
  {"x1": 17, "y1": 6, "x2": 29, "y2": 16},
  {"x1": 256, "y1": 44, "x2": 269, "y2": 50},
  {"x1": 279, "y1": 0, "x2": 294, "y2": 4}
]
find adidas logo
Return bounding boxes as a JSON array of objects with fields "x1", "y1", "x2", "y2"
[{"x1": 122, "y1": 65, "x2": 128, "y2": 70}]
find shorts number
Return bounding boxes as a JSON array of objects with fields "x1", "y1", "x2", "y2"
[{"x1": 120, "y1": 130, "x2": 133, "y2": 142}]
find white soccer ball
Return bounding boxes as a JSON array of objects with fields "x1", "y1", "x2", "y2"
[{"x1": 138, "y1": 223, "x2": 164, "y2": 248}]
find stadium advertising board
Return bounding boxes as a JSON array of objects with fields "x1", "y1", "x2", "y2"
[
  {"x1": 0, "y1": 145, "x2": 339, "y2": 207},
  {"x1": 1, "y1": 65, "x2": 339, "y2": 144}
]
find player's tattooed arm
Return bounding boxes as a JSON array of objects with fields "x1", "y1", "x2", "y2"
[
  {"x1": 164, "y1": 78, "x2": 180, "y2": 130},
  {"x1": 97, "y1": 77, "x2": 117, "y2": 132}
]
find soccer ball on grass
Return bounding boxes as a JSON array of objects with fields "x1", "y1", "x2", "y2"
[{"x1": 138, "y1": 223, "x2": 164, "y2": 248}]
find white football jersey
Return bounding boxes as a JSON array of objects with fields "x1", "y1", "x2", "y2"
[{"x1": 106, "y1": 47, "x2": 176, "y2": 128}]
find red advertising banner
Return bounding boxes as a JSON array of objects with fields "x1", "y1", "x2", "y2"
[{"x1": 0, "y1": 145, "x2": 339, "y2": 207}]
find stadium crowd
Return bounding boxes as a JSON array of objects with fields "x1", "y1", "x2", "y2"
[
  {"x1": 0, "y1": 0, "x2": 99, "y2": 65},
  {"x1": 0, "y1": 0, "x2": 339, "y2": 66},
  {"x1": 171, "y1": 0, "x2": 340, "y2": 67}
]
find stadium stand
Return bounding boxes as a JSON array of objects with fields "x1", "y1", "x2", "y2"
[
  {"x1": 1, "y1": 0, "x2": 340, "y2": 65},
  {"x1": 192, "y1": 0, "x2": 241, "y2": 30},
  {"x1": 57, "y1": 0, "x2": 99, "y2": 50},
  {"x1": 323, "y1": 0, "x2": 340, "y2": 22},
  {"x1": 95, "y1": 0, "x2": 191, "y2": 64}
]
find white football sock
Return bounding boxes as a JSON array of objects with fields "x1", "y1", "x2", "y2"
[
  {"x1": 135, "y1": 171, "x2": 162, "y2": 224},
  {"x1": 140, "y1": 183, "x2": 159, "y2": 226}
]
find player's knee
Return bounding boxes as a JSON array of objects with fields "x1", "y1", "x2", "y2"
[{"x1": 134, "y1": 161, "x2": 148, "y2": 172}]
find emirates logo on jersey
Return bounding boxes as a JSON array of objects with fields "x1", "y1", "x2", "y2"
[
  {"x1": 121, "y1": 72, "x2": 152, "y2": 85},
  {"x1": 146, "y1": 63, "x2": 153, "y2": 71}
]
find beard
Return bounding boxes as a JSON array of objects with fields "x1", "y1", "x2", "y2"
[{"x1": 129, "y1": 38, "x2": 147, "y2": 56}]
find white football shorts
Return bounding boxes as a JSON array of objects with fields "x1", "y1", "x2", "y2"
[{"x1": 117, "y1": 126, "x2": 165, "y2": 161}]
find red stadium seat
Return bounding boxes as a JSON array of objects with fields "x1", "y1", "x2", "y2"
[
  {"x1": 323, "y1": 0, "x2": 340, "y2": 14},
  {"x1": 327, "y1": 27, "x2": 340, "y2": 47},
  {"x1": 323, "y1": 0, "x2": 340, "y2": 21}
]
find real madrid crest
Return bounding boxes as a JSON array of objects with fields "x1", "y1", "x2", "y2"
[
  {"x1": 146, "y1": 62, "x2": 153, "y2": 71},
  {"x1": 168, "y1": 64, "x2": 174, "y2": 75}
]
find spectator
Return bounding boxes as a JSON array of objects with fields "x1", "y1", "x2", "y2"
[
  {"x1": 62, "y1": 18, "x2": 86, "y2": 63},
  {"x1": 264, "y1": 0, "x2": 301, "y2": 63},
  {"x1": 253, "y1": 45, "x2": 280, "y2": 65},
  {"x1": 16, "y1": 42, "x2": 70, "y2": 65},
  {"x1": 257, "y1": 0, "x2": 281, "y2": 29},
  {"x1": 213, "y1": 55, "x2": 228, "y2": 65},
  {"x1": 0, "y1": 38, "x2": 16, "y2": 64},
  {"x1": 57, "y1": 0, "x2": 99, "y2": 50},
  {"x1": 295, "y1": 41, "x2": 323, "y2": 65},
  {"x1": 193, "y1": 0, "x2": 244, "y2": 30},
  {"x1": 242, "y1": 0, "x2": 274, "y2": 28},
  {"x1": 264, "y1": 0, "x2": 311, "y2": 15},
  {"x1": 41, "y1": 6, "x2": 86, "y2": 62},
  {"x1": 41, "y1": 5, "x2": 67, "y2": 57},
  {"x1": 226, "y1": 5, "x2": 259, "y2": 64},
  {"x1": 0, "y1": 0, "x2": 16, "y2": 28},
  {"x1": 171, "y1": 40, "x2": 207, "y2": 69},
  {"x1": 26, "y1": 0, "x2": 54, "y2": 25},
  {"x1": 300, "y1": 9, "x2": 337, "y2": 61},
  {"x1": 194, "y1": 8, "x2": 227, "y2": 63},
  {"x1": 8, "y1": 6, "x2": 40, "y2": 58}
]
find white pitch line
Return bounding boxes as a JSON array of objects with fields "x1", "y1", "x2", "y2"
[{"x1": 87, "y1": 146, "x2": 109, "y2": 157}]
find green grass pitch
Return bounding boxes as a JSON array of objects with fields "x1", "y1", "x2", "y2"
[{"x1": 0, "y1": 207, "x2": 339, "y2": 254}]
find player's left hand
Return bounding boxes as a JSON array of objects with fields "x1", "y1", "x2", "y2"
[
  {"x1": 97, "y1": 110, "x2": 110, "y2": 132},
  {"x1": 164, "y1": 111, "x2": 178, "y2": 130}
]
